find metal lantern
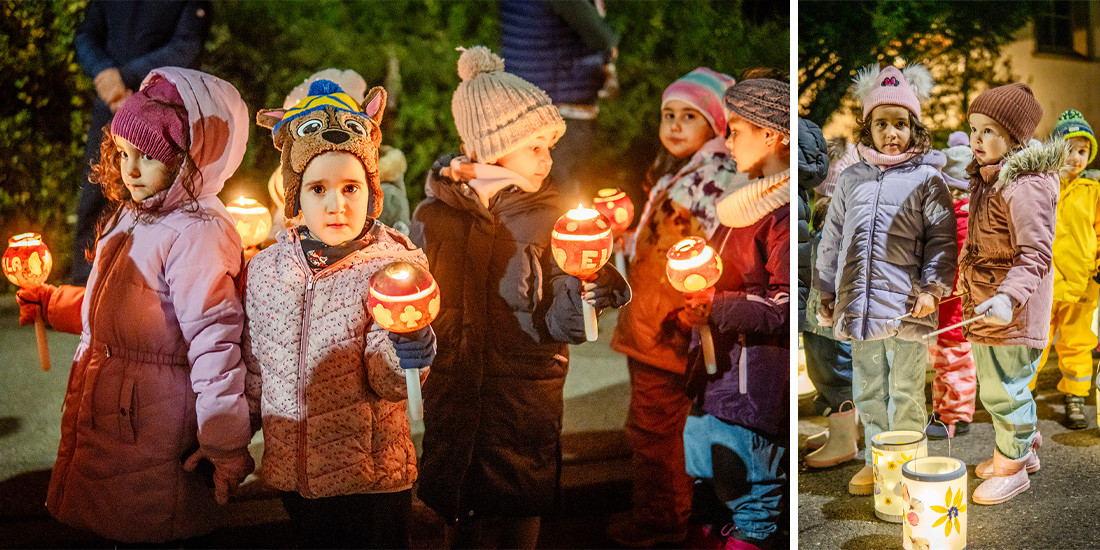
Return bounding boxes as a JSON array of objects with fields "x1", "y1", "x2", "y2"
[
  {"x1": 3, "y1": 233, "x2": 52, "y2": 371},
  {"x1": 592, "y1": 188, "x2": 634, "y2": 234},
  {"x1": 225, "y1": 196, "x2": 273, "y2": 249},
  {"x1": 550, "y1": 205, "x2": 614, "y2": 341},
  {"x1": 666, "y1": 236, "x2": 723, "y2": 374},
  {"x1": 871, "y1": 430, "x2": 928, "y2": 523},
  {"x1": 368, "y1": 261, "x2": 441, "y2": 421},
  {"x1": 902, "y1": 456, "x2": 967, "y2": 550}
]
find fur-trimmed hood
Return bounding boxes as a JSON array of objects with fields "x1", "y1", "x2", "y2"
[{"x1": 998, "y1": 138, "x2": 1068, "y2": 187}]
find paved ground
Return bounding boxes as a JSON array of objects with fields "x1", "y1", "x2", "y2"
[{"x1": 797, "y1": 345, "x2": 1100, "y2": 550}]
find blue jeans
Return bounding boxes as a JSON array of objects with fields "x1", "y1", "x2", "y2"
[
  {"x1": 802, "y1": 331, "x2": 853, "y2": 416},
  {"x1": 684, "y1": 414, "x2": 786, "y2": 541}
]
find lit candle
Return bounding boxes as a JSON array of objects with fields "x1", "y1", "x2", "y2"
[
  {"x1": 550, "y1": 205, "x2": 614, "y2": 341},
  {"x1": 666, "y1": 236, "x2": 723, "y2": 374},
  {"x1": 3, "y1": 233, "x2": 52, "y2": 371},
  {"x1": 368, "y1": 261, "x2": 441, "y2": 421},
  {"x1": 225, "y1": 196, "x2": 273, "y2": 249}
]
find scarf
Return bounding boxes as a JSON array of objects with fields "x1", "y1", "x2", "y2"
[
  {"x1": 714, "y1": 169, "x2": 791, "y2": 228},
  {"x1": 857, "y1": 143, "x2": 916, "y2": 170},
  {"x1": 298, "y1": 222, "x2": 374, "y2": 272},
  {"x1": 446, "y1": 156, "x2": 539, "y2": 208}
]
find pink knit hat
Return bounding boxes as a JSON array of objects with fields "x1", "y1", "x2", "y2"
[
  {"x1": 662, "y1": 67, "x2": 736, "y2": 137},
  {"x1": 110, "y1": 75, "x2": 187, "y2": 165},
  {"x1": 853, "y1": 64, "x2": 933, "y2": 121}
]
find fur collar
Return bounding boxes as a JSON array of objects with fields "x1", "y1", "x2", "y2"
[{"x1": 997, "y1": 138, "x2": 1068, "y2": 188}]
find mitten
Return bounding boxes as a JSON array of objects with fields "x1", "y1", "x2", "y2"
[
  {"x1": 184, "y1": 449, "x2": 255, "y2": 505},
  {"x1": 388, "y1": 326, "x2": 436, "y2": 370},
  {"x1": 974, "y1": 293, "x2": 1014, "y2": 325},
  {"x1": 15, "y1": 284, "x2": 57, "y2": 327},
  {"x1": 583, "y1": 264, "x2": 631, "y2": 309}
]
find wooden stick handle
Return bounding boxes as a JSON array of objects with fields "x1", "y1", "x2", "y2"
[
  {"x1": 405, "y1": 369, "x2": 423, "y2": 421},
  {"x1": 34, "y1": 314, "x2": 50, "y2": 371},
  {"x1": 583, "y1": 301, "x2": 598, "y2": 341},
  {"x1": 923, "y1": 314, "x2": 986, "y2": 340},
  {"x1": 700, "y1": 324, "x2": 716, "y2": 375}
]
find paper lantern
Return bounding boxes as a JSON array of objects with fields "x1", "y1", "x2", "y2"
[
  {"x1": 225, "y1": 196, "x2": 272, "y2": 248},
  {"x1": 871, "y1": 430, "x2": 927, "y2": 522},
  {"x1": 592, "y1": 188, "x2": 634, "y2": 234},
  {"x1": 666, "y1": 237, "x2": 724, "y2": 374},
  {"x1": 3, "y1": 233, "x2": 52, "y2": 371},
  {"x1": 368, "y1": 261, "x2": 441, "y2": 421},
  {"x1": 902, "y1": 456, "x2": 967, "y2": 550},
  {"x1": 551, "y1": 205, "x2": 614, "y2": 341}
]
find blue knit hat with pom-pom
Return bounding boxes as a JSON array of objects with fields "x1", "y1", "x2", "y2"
[{"x1": 1053, "y1": 109, "x2": 1097, "y2": 165}]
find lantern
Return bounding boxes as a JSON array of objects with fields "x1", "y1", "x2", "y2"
[
  {"x1": 592, "y1": 188, "x2": 635, "y2": 277},
  {"x1": 902, "y1": 456, "x2": 967, "y2": 550},
  {"x1": 870, "y1": 430, "x2": 927, "y2": 522},
  {"x1": 550, "y1": 205, "x2": 614, "y2": 341},
  {"x1": 368, "y1": 261, "x2": 441, "y2": 421},
  {"x1": 225, "y1": 196, "x2": 273, "y2": 249},
  {"x1": 3, "y1": 233, "x2": 52, "y2": 371},
  {"x1": 666, "y1": 237, "x2": 723, "y2": 374}
]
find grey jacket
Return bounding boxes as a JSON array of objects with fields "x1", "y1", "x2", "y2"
[{"x1": 814, "y1": 150, "x2": 957, "y2": 342}]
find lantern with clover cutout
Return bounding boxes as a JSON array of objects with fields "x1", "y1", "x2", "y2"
[
  {"x1": 871, "y1": 430, "x2": 927, "y2": 523},
  {"x1": 666, "y1": 236, "x2": 723, "y2": 374},
  {"x1": 226, "y1": 196, "x2": 273, "y2": 249},
  {"x1": 3, "y1": 233, "x2": 53, "y2": 371},
  {"x1": 368, "y1": 261, "x2": 440, "y2": 421},
  {"x1": 902, "y1": 456, "x2": 967, "y2": 550},
  {"x1": 551, "y1": 205, "x2": 614, "y2": 341}
]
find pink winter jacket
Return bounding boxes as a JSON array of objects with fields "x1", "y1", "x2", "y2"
[
  {"x1": 243, "y1": 224, "x2": 429, "y2": 499},
  {"x1": 45, "y1": 68, "x2": 253, "y2": 543}
]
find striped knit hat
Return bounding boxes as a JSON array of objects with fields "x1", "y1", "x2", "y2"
[
  {"x1": 274, "y1": 80, "x2": 361, "y2": 132},
  {"x1": 662, "y1": 68, "x2": 736, "y2": 137},
  {"x1": 451, "y1": 46, "x2": 566, "y2": 164},
  {"x1": 724, "y1": 78, "x2": 790, "y2": 137},
  {"x1": 1053, "y1": 109, "x2": 1097, "y2": 164}
]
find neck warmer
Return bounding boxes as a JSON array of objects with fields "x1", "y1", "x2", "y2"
[
  {"x1": 858, "y1": 143, "x2": 916, "y2": 170},
  {"x1": 298, "y1": 221, "x2": 374, "y2": 272},
  {"x1": 447, "y1": 156, "x2": 539, "y2": 208},
  {"x1": 715, "y1": 169, "x2": 791, "y2": 228}
]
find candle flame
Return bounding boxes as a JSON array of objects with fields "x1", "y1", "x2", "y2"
[
  {"x1": 566, "y1": 204, "x2": 599, "y2": 220},
  {"x1": 392, "y1": 269, "x2": 410, "y2": 280}
]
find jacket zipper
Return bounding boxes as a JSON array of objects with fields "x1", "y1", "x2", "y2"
[{"x1": 860, "y1": 170, "x2": 887, "y2": 340}]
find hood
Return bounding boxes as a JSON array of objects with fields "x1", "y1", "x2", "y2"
[
  {"x1": 909, "y1": 149, "x2": 946, "y2": 170},
  {"x1": 999, "y1": 138, "x2": 1068, "y2": 186},
  {"x1": 144, "y1": 67, "x2": 249, "y2": 208},
  {"x1": 378, "y1": 145, "x2": 407, "y2": 190}
]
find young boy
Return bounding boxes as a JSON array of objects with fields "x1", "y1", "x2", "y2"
[{"x1": 1029, "y1": 110, "x2": 1100, "y2": 429}]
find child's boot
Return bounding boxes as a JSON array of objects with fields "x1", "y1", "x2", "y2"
[
  {"x1": 806, "y1": 430, "x2": 828, "y2": 451},
  {"x1": 848, "y1": 465, "x2": 874, "y2": 496},
  {"x1": 806, "y1": 408, "x2": 858, "y2": 468},
  {"x1": 972, "y1": 448, "x2": 1033, "y2": 504},
  {"x1": 976, "y1": 431, "x2": 1041, "y2": 479},
  {"x1": 1064, "y1": 394, "x2": 1088, "y2": 430}
]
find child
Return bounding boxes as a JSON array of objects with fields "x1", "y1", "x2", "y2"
[
  {"x1": 1029, "y1": 110, "x2": 1100, "y2": 430},
  {"x1": 411, "y1": 46, "x2": 630, "y2": 550},
  {"x1": 15, "y1": 68, "x2": 254, "y2": 544},
  {"x1": 925, "y1": 131, "x2": 977, "y2": 440},
  {"x1": 607, "y1": 67, "x2": 737, "y2": 548},
  {"x1": 246, "y1": 80, "x2": 434, "y2": 549},
  {"x1": 961, "y1": 83, "x2": 1062, "y2": 504},
  {"x1": 681, "y1": 77, "x2": 791, "y2": 550},
  {"x1": 814, "y1": 64, "x2": 956, "y2": 496}
]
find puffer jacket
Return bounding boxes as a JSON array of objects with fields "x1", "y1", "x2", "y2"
[
  {"x1": 1051, "y1": 175, "x2": 1100, "y2": 303},
  {"x1": 243, "y1": 223, "x2": 427, "y2": 499},
  {"x1": 45, "y1": 67, "x2": 252, "y2": 543},
  {"x1": 960, "y1": 140, "x2": 1065, "y2": 347},
  {"x1": 814, "y1": 150, "x2": 957, "y2": 342},
  {"x1": 798, "y1": 119, "x2": 829, "y2": 332},
  {"x1": 935, "y1": 198, "x2": 970, "y2": 341}
]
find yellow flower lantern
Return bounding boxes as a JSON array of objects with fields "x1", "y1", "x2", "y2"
[
  {"x1": 368, "y1": 261, "x2": 440, "y2": 421},
  {"x1": 871, "y1": 430, "x2": 927, "y2": 522},
  {"x1": 550, "y1": 205, "x2": 614, "y2": 341},
  {"x1": 666, "y1": 236, "x2": 723, "y2": 374},
  {"x1": 225, "y1": 196, "x2": 273, "y2": 249},
  {"x1": 902, "y1": 456, "x2": 967, "y2": 550},
  {"x1": 3, "y1": 233, "x2": 52, "y2": 371},
  {"x1": 592, "y1": 188, "x2": 634, "y2": 235}
]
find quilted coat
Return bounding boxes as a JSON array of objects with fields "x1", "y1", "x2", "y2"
[
  {"x1": 814, "y1": 150, "x2": 957, "y2": 342},
  {"x1": 243, "y1": 223, "x2": 428, "y2": 499},
  {"x1": 44, "y1": 67, "x2": 253, "y2": 543}
]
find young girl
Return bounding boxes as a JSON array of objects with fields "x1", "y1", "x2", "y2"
[
  {"x1": 15, "y1": 67, "x2": 255, "y2": 544},
  {"x1": 961, "y1": 83, "x2": 1062, "y2": 504},
  {"x1": 608, "y1": 67, "x2": 738, "y2": 548},
  {"x1": 246, "y1": 80, "x2": 435, "y2": 549},
  {"x1": 814, "y1": 64, "x2": 956, "y2": 496},
  {"x1": 411, "y1": 46, "x2": 630, "y2": 550}
]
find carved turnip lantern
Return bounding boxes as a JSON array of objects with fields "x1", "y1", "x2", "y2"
[
  {"x1": 225, "y1": 196, "x2": 273, "y2": 249},
  {"x1": 551, "y1": 205, "x2": 614, "y2": 341},
  {"x1": 3, "y1": 233, "x2": 52, "y2": 371},
  {"x1": 666, "y1": 236, "x2": 723, "y2": 374},
  {"x1": 592, "y1": 188, "x2": 634, "y2": 234}
]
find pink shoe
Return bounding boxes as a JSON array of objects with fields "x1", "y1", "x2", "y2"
[
  {"x1": 975, "y1": 431, "x2": 1041, "y2": 479},
  {"x1": 973, "y1": 449, "x2": 1032, "y2": 505}
]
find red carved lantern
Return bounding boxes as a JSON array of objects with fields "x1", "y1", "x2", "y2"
[
  {"x1": 225, "y1": 196, "x2": 273, "y2": 249},
  {"x1": 551, "y1": 206, "x2": 615, "y2": 341},
  {"x1": 3, "y1": 233, "x2": 52, "y2": 371},
  {"x1": 666, "y1": 237, "x2": 723, "y2": 373},
  {"x1": 592, "y1": 188, "x2": 635, "y2": 234}
]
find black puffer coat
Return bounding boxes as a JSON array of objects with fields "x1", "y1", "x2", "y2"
[{"x1": 797, "y1": 119, "x2": 829, "y2": 331}]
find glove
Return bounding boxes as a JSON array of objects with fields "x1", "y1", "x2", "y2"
[
  {"x1": 974, "y1": 293, "x2": 1014, "y2": 325},
  {"x1": 676, "y1": 287, "x2": 714, "y2": 328},
  {"x1": 15, "y1": 284, "x2": 56, "y2": 327},
  {"x1": 184, "y1": 449, "x2": 255, "y2": 505},
  {"x1": 387, "y1": 326, "x2": 436, "y2": 370},
  {"x1": 911, "y1": 292, "x2": 937, "y2": 318},
  {"x1": 582, "y1": 264, "x2": 631, "y2": 309}
]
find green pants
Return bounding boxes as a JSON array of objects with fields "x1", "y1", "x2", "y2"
[
  {"x1": 851, "y1": 338, "x2": 929, "y2": 465},
  {"x1": 973, "y1": 343, "x2": 1041, "y2": 460}
]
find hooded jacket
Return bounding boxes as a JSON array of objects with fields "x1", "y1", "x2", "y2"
[
  {"x1": 961, "y1": 140, "x2": 1065, "y2": 347},
  {"x1": 814, "y1": 149, "x2": 957, "y2": 342},
  {"x1": 1051, "y1": 175, "x2": 1100, "y2": 303},
  {"x1": 44, "y1": 67, "x2": 252, "y2": 543},
  {"x1": 798, "y1": 119, "x2": 829, "y2": 332}
]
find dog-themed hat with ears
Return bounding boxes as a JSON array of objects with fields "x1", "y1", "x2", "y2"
[{"x1": 257, "y1": 80, "x2": 387, "y2": 220}]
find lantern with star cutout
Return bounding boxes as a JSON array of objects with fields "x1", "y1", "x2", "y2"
[
  {"x1": 551, "y1": 205, "x2": 614, "y2": 341},
  {"x1": 666, "y1": 236, "x2": 723, "y2": 374},
  {"x1": 3, "y1": 233, "x2": 52, "y2": 371}
]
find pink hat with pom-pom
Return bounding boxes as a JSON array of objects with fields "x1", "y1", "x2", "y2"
[{"x1": 852, "y1": 64, "x2": 934, "y2": 121}]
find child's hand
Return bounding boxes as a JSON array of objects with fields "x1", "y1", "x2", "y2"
[
  {"x1": 15, "y1": 284, "x2": 56, "y2": 327},
  {"x1": 817, "y1": 294, "x2": 835, "y2": 327},
  {"x1": 388, "y1": 326, "x2": 436, "y2": 370},
  {"x1": 184, "y1": 449, "x2": 255, "y2": 505},
  {"x1": 582, "y1": 265, "x2": 631, "y2": 309},
  {"x1": 974, "y1": 294, "x2": 1014, "y2": 325},
  {"x1": 911, "y1": 292, "x2": 937, "y2": 318},
  {"x1": 676, "y1": 287, "x2": 715, "y2": 328}
]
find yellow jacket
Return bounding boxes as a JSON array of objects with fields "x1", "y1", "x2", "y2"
[{"x1": 1052, "y1": 175, "x2": 1100, "y2": 302}]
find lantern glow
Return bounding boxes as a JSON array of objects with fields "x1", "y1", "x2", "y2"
[
  {"x1": 592, "y1": 188, "x2": 635, "y2": 234},
  {"x1": 665, "y1": 236, "x2": 723, "y2": 373},
  {"x1": 4, "y1": 233, "x2": 53, "y2": 371},
  {"x1": 226, "y1": 196, "x2": 273, "y2": 248},
  {"x1": 902, "y1": 456, "x2": 967, "y2": 550},
  {"x1": 551, "y1": 206, "x2": 615, "y2": 341},
  {"x1": 871, "y1": 430, "x2": 928, "y2": 523}
]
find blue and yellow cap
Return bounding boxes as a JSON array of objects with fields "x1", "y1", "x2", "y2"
[
  {"x1": 1054, "y1": 109, "x2": 1097, "y2": 165},
  {"x1": 273, "y1": 79, "x2": 361, "y2": 132}
]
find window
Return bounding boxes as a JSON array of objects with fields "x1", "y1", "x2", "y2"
[{"x1": 1034, "y1": 0, "x2": 1091, "y2": 58}]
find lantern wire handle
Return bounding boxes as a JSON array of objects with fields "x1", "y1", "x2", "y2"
[{"x1": 925, "y1": 413, "x2": 953, "y2": 457}]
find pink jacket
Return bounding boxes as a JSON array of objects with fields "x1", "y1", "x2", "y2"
[
  {"x1": 243, "y1": 224, "x2": 429, "y2": 499},
  {"x1": 45, "y1": 68, "x2": 253, "y2": 543}
]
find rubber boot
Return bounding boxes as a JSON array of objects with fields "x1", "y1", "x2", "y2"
[
  {"x1": 806, "y1": 408, "x2": 858, "y2": 468},
  {"x1": 848, "y1": 465, "x2": 874, "y2": 496},
  {"x1": 972, "y1": 448, "x2": 1032, "y2": 504},
  {"x1": 806, "y1": 430, "x2": 827, "y2": 451},
  {"x1": 976, "y1": 431, "x2": 1041, "y2": 479}
]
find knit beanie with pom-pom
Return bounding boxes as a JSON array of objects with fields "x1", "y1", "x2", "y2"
[
  {"x1": 852, "y1": 63, "x2": 933, "y2": 121},
  {"x1": 451, "y1": 46, "x2": 566, "y2": 164}
]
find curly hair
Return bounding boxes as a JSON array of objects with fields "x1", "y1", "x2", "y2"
[{"x1": 857, "y1": 110, "x2": 932, "y2": 156}]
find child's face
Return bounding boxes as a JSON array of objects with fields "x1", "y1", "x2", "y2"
[
  {"x1": 494, "y1": 128, "x2": 556, "y2": 188},
  {"x1": 725, "y1": 113, "x2": 773, "y2": 178},
  {"x1": 868, "y1": 105, "x2": 912, "y2": 156},
  {"x1": 660, "y1": 100, "x2": 716, "y2": 159},
  {"x1": 114, "y1": 135, "x2": 171, "y2": 202},
  {"x1": 299, "y1": 152, "x2": 370, "y2": 246},
  {"x1": 1062, "y1": 136, "x2": 1091, "y2": 179},
  {"x1": 968, "y1": 113, "x2": 1014, "y2": 165}
]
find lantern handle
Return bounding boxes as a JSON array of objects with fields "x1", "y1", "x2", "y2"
[{"x1": 925, "y1": 413, "x2": 954, "y2": 457}]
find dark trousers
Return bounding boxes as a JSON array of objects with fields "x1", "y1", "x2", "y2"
[
  {"x1": 280, "y1": 489, "x2": 411, "y2": 549},
  {"x1": 71, "y1": 101, "x2": 113, "y2": 285},
  {"x1": 802, "y1": 331, "x2": 853, "y2": 416}
]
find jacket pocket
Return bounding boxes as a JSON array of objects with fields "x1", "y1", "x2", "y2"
[{"x1": 118, "y1": 378, "x2": 136, "y2": 444}]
